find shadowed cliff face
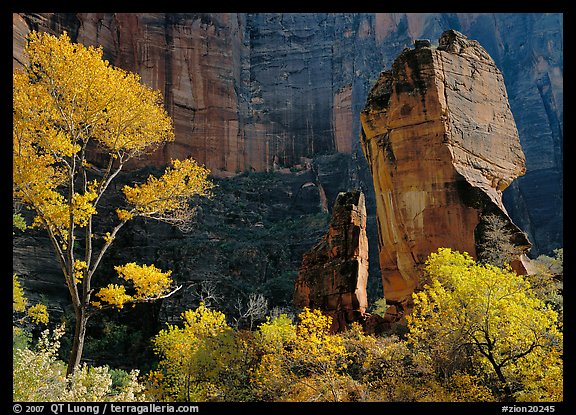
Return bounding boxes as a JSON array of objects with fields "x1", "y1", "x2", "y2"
[
  {"x1": 293, "y1": 190, "x2": 368, "y2": 332},
  {"x1": 13, "y1": 12, "x2": 561, "y2": 256},
  {"x1": 360, "y1": 30, "x2": 531, "y2": 322}
]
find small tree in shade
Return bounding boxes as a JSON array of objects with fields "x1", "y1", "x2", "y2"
[
  {"x1": 13, "y1": 31, "x2": 214, "y2": 375},
  {"x1": 475, "y1": 213, "x2": 520, "y2": 268},
  {"x1": 233, "y1": 293, "x2": 269, "y2": 330}
]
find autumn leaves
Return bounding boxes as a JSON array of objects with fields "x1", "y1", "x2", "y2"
[{"x1": 13, "y1": 31, "x2": 213, "y2": 373}]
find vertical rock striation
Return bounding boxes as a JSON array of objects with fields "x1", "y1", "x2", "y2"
[
  {"x1": 13, "y1": 13, "x2": 250, "y2": 174},
  {"x1": 13, "y1": 13, "x2": 562, "y2": 289},
  {"x1": 360, "y1": 30, "x2": 531, "y2": 322},
  {"x1": 293, "y1": 190, "x2": 368, "y2": 332}
]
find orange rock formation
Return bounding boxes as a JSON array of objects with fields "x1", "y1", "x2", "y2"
[
  {"x1": 293, "y1": 190, "x2": 369, "y2": 332},
  {"x1": 360, "y1": 30, "x2": 531, "y2": 322}
]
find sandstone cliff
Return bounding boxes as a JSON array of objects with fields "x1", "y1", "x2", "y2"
[
  {"x1": 13, "y1": 12, "x2": 562, "y2": 266},
  {"x1": 360, "y1": 30, "x2": 531, "y2": 322},
  {"x1": 293, "y1": 190, "x2": 368, "y2": 332}
]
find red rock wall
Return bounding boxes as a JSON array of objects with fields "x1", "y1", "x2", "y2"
[
  {"x1": 360, "y1": 31, "x2": 531, "y2": 321},
  {"x1": 293, "y1": 190, "x2": 368, "y2": 332},
  {"x1": 13, "y1": 13, "x2": 252, "y2": 174},
  {"x1": 333, "y1": 85, "x2": 353, "y2": 154},
  {"x1": 13, "y1": 13, "x2": 563, "y2": 256},
  {"x1": 12, "y1": 13, "x2": 359, "y2": 175}
]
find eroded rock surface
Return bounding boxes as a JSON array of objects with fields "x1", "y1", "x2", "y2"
[
  {"x1": 13, "y1": 13, "x2": 562, "y2": 255},
  {"x1": 293, "y1": 190, "x2": 369, "y2": 332},
  {"x1": 360, "y1": 30, "x2": 531, "y2": 322}
]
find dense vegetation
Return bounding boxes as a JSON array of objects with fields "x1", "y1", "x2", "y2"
[{"x1": 14, "y1": 248, "x2": 562, "y2": 402}]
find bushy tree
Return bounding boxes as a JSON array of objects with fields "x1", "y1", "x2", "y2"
[
  {"x1": 150, "y1": 306, "x2": 356, "y2": 402},
  {"x1": 338, "y1": 322, "x2": 495, "y2": 402},
  {"x1": 150, "y1": 303, "x2": 254, "y2": 401},
  {"x1": 407, "y1": 248, "x2": 562, "y2": 401},
  {"x1": 13, "y1": 31, "x2": 214, "y2": 374},
  {"x1": 251, "y1": 308, "x2": 354, "y2": 402},
  {"x1": 251, "y1": 313, "x2": 298, "y2": 400},
  {"x1": 289, "y1": 308, "x2": 351, "y2": 401},
  {"x1": 13, "y1": 324, "x2": 146, "y2": 401}
]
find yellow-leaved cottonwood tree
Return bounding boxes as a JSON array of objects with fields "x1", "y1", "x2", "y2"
[
  {"x1": 407, "y1": 248, "x2": 563, "y2": 401},
  {"x1": 150, "y1": 303, "x2": 250, "y2": 401},
  {"x1": 13, "y1": 31, "x2": 214, "y2": 375}
]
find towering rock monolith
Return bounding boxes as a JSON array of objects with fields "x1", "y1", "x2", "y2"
[
  {"x1": 293, "y1": 190, "x2": 369, "y2": 332},
  {"x1": 360, "y1": 30, "x2": 532, "y2": 322}
]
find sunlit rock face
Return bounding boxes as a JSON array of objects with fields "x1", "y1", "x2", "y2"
[
  {"x1": 13, "y1": 12, "x2": 562, "y2": 266},
  {"x1": 13, "y1": 13, "x2": 250, "y2": 174},
  {"x1": 360, "y1": 30, "x2": 531, "y2": 322}
]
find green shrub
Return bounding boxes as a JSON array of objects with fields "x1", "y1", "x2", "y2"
[{"x1": 13, "y1": 324, "x2": 146, "y2": 402}]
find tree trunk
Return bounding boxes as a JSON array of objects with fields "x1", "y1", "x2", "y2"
[
  {"x1": 66, "y1": 306, "x2": 88, "y2": 376},
  {"x1": 493, "y1": 362, "x2": 514, "y2": 402}
]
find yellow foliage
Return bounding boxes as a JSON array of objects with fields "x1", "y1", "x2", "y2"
[
  {"x1": 71, "y1": 191, "x2": 97, "y2": 227},
  {"x1": 286, "y1": 372, "x2": 362, "y2": 402},
  {"x1": 255, "y1": 314, "x2": 297, "y2": 352},
  {"x1": 13, "y1": 274, "x2": 27, "y2": 313},
  {"x1": 512, "y1": 346, "x2": 563, "y2": 401},
  {"x1": 446, "y1": 372, "x2": 496, "y2": 402},
  {"x1": 13, "y1": 29, "x2": 212, "y2": 374},
  {"x1": 122, "y1": 158, "x2": 214, "y2": 222},
  {"x1": 116, "y1": 209, "x2": 134, "y2": 222},
  {"x1": 19, "y1": 31, "x2": 174, "y2": 154},
  {"x1": 407, "y1": 247, "x2": 563, "y2": 401},
  {"x1": 151, "y1": 303, "x2": 248, "y2": 401},
  {"x1": 13, "y1": 274, "x2": 50, "y2": 326},
  {"x1": 293, "y1": 308, "x2": 347, "y2": 368},
  {"x1": 27, "y1": 304, "x2": 49, "y2": 325},
  {"x1": 95, "y1": 284, "x2": 133, "y2": 309},
  {"x1": 252, "y1": 308, "x2": 352, "y2": 402},
  {"x1": 13, "y1": 30, "x2": 178, "y2": 247},
  {"x1": 103, "y1": 232, "x2": 114, "y2": 244},
  {"x1": 73, "y1": 260, "x2": 88, "y2": 284},
  {"x1": 115, "y1": 263, "x2": 172, "y2": 301},
  {"x1": 251, "y1": 314, "x2": 298, "y2": 400},
  {"x1": 180, "y1": 303, "x2": 228, "y2": 337},
  {"x1": 94, "y1": 263, "x2": 173, "y2": 309}
]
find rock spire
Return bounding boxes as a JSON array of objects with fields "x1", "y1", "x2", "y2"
[{"x1": 360, "y1": 30, "x2": 531, "y2": 322}]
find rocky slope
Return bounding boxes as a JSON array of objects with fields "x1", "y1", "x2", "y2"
[
  {"x1": 360, "y1": 30, "x2": 531, "y2": 321},
  {"x1": 13, "y1": 154, "x2": 382, "y2": 325}
]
